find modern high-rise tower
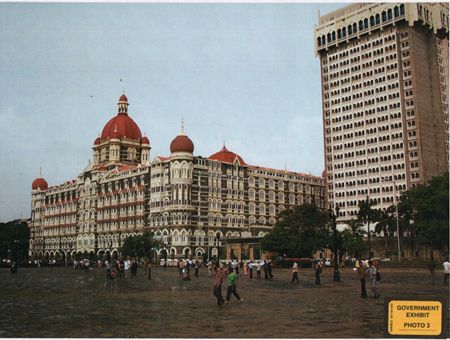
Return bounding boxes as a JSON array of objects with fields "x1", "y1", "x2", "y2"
[{"x1": 315, "y1": 3, "x2": 449, "y2": 220}]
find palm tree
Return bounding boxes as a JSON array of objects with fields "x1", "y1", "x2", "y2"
[
  {"x1": 357, "y1": 197, "x2": 377, "y2": 258},
  {"x1": 374, "y1": 207, "x2": 395, "y2": 256}
]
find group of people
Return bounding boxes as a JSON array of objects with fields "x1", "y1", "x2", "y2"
[
  {"x1": 290, "y1": 260, "x2": 324, "y2": 284},
  {"x1": 177, "y1": 259, "x2": 201, "y2": 281},
  {"x1": 103, "y1": 259, "x2": 152, "y2": 280},
  {"x1": 356, "y1": 259, "x2": 381, "y2": 298},
  {"x1": 213, "y1": 262, "x2": 244, "y2": 305}
]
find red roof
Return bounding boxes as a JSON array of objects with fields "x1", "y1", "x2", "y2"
[
  {"x1": 322, "y1": 169, "x2": 327, "y2": 178},
  {"x1": 32, "y1": 177, "x2": 48, "y2": 190},
  {"x1": 100, "y1": 113, "x2": 142, "y2": 140},
  {"x1": 208, "y1": 146, "x2": 245, "y2": 165},
  {"x1": 141, "y1": 136, "x2": 150, "y2": 145},
  {"x1": 170, "y1": 134, "x2": 194, "y2": 153},
  {"x1": 94, "y1": 137, "x2": 101, "y2": 145},
  {"x1": 119, "y1": 94, "x2": 128, "y2": 102}
]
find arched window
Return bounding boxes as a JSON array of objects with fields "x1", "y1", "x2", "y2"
[
  {"x1": 370, "y1": 16, "x2": 375, "y2": 26},
  {"x1": 364, "y1": 18, "x2": 369, "y2": 29},
  {"x1": 353, "y1": 23, "x2": 357, "y2": 33},
  {"x1": 327, "y1": 33, "x2": 331, "y2": 43},
  {"x1": 321, "y1": 35, "x2": 325, "y2": 45},
  {"x1": 387, "y1": 9, "x2": 392, "y2": 20},
  {"x1": 400, "y1": 4, "x2": 405, "y2": 15},
  {"x1": 337, "y1": 28, "x2": 342, "y2": 39},
  {"x1": 359, "y1": 20, "x2": 364, "y2": 30},
  {"x1": 348, "y1": 24, "x2": 352, "y2": 35},
  {"x1": 394, "y1": 6, "x2": 399, "y2": 17},
  {"x1": 317, "y1": 37, "x2": 321, "y2": 46},
  {"x1": 342, "y1": 27, "x2": 347, "y2": 37},
  {"x1": 382, "y1": 11, "x2": 387, "y2": 22},
  {"x1": 376, "y1": 13, "x2": 381, "y2": 24},
  {"x1": 332, "y1": 31, "x2": 336, "y2": 41}
]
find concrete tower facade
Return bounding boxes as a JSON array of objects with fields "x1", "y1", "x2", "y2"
[{"x1": 315, "y1": 3, "x2": 449, "y2": 220}]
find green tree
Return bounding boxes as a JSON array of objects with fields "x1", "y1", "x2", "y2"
[
  {"x1": 406, "y1": 173, "x2": 449, "y2": 259},
  {"x1": 357, "y1": 197, "x2": 377, "y2": 258},
  {"x1": 374, "y1": 206, "x2": 396, "y2": 256},
  {"x1": 342, "y1": 219, "x2": 366, "y2": 258},
  {"x1": 121, "y1": 232, "x2": 158, "y2": 260},
  {"x1": 261, "y1": 204, "x2": 329, "y2": 258},
  {"x1": 0, "y1": 220, "x2": 29, "y2": 261}
]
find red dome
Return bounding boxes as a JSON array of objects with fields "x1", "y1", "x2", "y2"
[
  {"x1": 119, "y1": 94, "x2": 128, "y2": 102},
  {"x1": 32, "y1": 177, "x2": 48, "y2": 190},
  {"x1": 94, "y1": 137, "x2": 101, "y2": 145},
  {"x1": 322, "y1": 169, "x2": 326, "y2": 178},
  {"x1": 170, "y1": 135, "x2": 194, "y2": 153},
  {"x1": 141, "y1": 136, "x2": 150, "y2": 145},
  {"x1": 208, "y1": 146, "x2": 246, "y2": 165},
  {"x1": 101, "y1": 114, "x2": 142, "y2": 140}
]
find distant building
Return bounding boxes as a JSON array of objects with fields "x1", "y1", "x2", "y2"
[
  {"x1": 315, "y1": 3, "x2": 449, "y2": 220},
  {"x1": 30, "y1": 94, "x2": 326, "y2": 261}
]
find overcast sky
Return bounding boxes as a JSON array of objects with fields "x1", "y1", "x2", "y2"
[{"x1": 0, "y1": 3, "x2": 344, "y2": 221}]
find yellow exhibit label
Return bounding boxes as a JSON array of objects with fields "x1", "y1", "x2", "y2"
[{"x1": 388, "y1": 300, "x2": 442, "y2": 336}]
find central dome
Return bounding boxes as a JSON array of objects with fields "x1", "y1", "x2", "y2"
[{"x1": 100, "y1": 95, "x2": 142, "y2": 141}]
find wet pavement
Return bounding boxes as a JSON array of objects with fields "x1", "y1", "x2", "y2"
[{"x1": 0, "y1": 265, "x2": 448, "y2": 338}]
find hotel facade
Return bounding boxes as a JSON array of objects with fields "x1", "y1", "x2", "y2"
[
  {"x1": 29, "y1": 95, "x2": 325, "y2": 261},
  {"x1": 315, "y1": 3, "x2": 449, "y2": 220}
]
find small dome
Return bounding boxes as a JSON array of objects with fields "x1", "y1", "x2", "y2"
[
  {"x1": 208, "y1": 146, "x2": 246, "y2": 165},
  {"x1": 94, "y1": 137, "x2": 101, "y2": 145},
  {"x1": 141, "y1": 136, "x2": 150, "y2": 145},
  {"x1": 322, "y1": 169, "x2": 326, "y2": 178},
  {"x1": 119, "y1": 94, "x2": 128, "y2": 102},
  {"x1": 32, "y1": 177, "x2": 48, "y2": 191},
  {"x1": 170, "y1": 134, "x2": 194, "y2": 153}
]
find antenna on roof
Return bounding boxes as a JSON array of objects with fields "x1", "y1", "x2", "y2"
[
  {"x1": 181, "y1": 116, "x2": 185, "y2": 135},
  {"x1": 39, "y1": 166, "x2": 42, "y2": 177}
]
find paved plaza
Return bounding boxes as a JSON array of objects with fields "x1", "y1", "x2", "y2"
[{"x1": 0, "y1": 265, "x2": 448, "y2": 338}]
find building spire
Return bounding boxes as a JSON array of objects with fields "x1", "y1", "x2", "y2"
[
  {"x1": 39, "y1": 166, "x2": 42, "y2": 177},
  {"x1": 180, "y1": 116, "x2": 185, "y2": 135}
]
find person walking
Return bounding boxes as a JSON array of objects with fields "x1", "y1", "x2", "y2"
[
  {"x1": 207, "y1": 260, "x2": 213, "y2": 276},
  {"x1": 256, "y1": 261, "x2": 262, "y2": 279},
  {"x1": 248, "y1": 261, "x2": 254, "y2": 279},
  {"x1": 291, "y1": 262, "x2": 299, "y2": 283},
  {"x1": 147, "y1": 260, "x2": 152, "y2": 280},
  {"x1": 443, "y1": 258, "x2": 450, "y2": 284},
  {"x1": 429, "y1": 257, "x2": 437, "y2": 285},
  {"x1": 366, "y1": 260, "x2": 380, "y2": 298},
  {"x1": 267, "y1": 261, "x2": 273, "y2": 279},
  {"x1": 226, "y1": 269, "x2": 243, "y2": 303},
  {"x1": 315, "y1": 261, "x2": 323, "y2": 285},
  {"x1": 105, "y1": 261, "x2": 111, "y2": 280},
  {"x1": 357, "y1": 260, "x2": 368, "y2": 298},
  {"x1": 124, "y1": 259, "x2": 130, "y2": 278},
  {"x1": 243, "y1": 262, "x2": 248, "y2": 277},
  {"x1": 194, "y1": 260, "x2": 199, "y2": 277},
  {"x1": 263, "y1": 260, "x2": 268, "y2": 279},
  {"x1": 213, "y1": 265, "x2": 225, "y2": 306}
]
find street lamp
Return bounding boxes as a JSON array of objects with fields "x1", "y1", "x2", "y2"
[
  {"x1": 381, "y1": 177, "x2": 401, "y2": 262},
  {"x1": 328, "y1": 206, "x2": 340, "y2": 282}
]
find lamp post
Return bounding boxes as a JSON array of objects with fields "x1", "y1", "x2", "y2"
[
  {"x1": 381, "y1": 177, "x2": 401, "y2": 262},
  {"x1": 328, "y1": 206, "x2": 340, "y2": 282}
]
